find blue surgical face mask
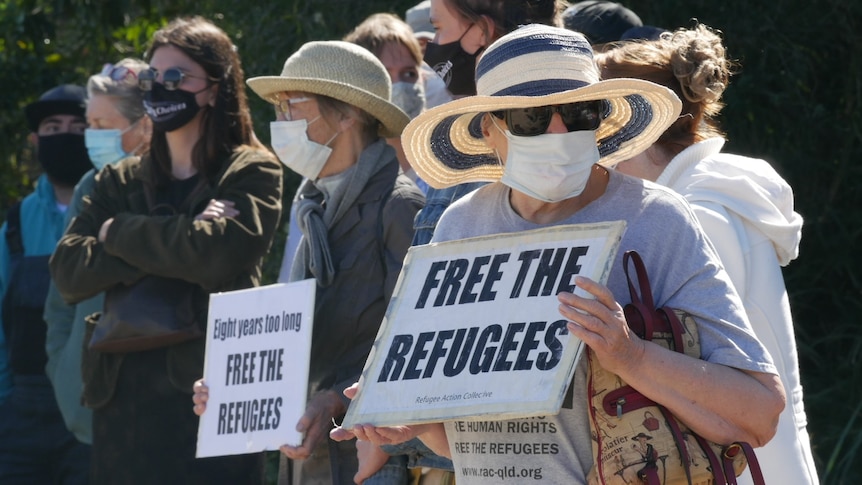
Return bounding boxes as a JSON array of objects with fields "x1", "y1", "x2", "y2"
[{"x1": 84, "y1": 122, "x2": 140, "y2": 170}]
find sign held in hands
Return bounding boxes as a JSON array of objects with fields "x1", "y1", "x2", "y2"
[
  {"x1": 342, "y1": 222, "x2": 625, "y2": 428},
  {"x1": 196, "y1": 279, "x2": 315, "y2": 458}
]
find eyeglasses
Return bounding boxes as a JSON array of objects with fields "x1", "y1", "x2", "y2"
[
  {"x1": 137, "y1": 67, "x2": 216, "y2": 92},
  {"x1": 100, "y1": 63, "x2": 137, "y2": 82},
  {"x1": 274, "y1": 97, "x2": 312, "y2": 120},
  {"x1": 491, "y1": 100, "x2": 603, "y2": 137}
]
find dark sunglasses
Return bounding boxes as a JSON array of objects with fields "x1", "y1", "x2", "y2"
[
  {"x1": 491, "y1": 100, "x2": 603, "y2": 137},
  {"x1": 138, "y1": 67, "x2": 215, "y2": 92}
]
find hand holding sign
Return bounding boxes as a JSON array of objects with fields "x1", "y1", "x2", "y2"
[
  {"x1": 558, "y1": 275, "x2": 647, "y2": 378},
  {"x1": 332, "y1": 383, "x2": 453, "y2": 459},
  {"x1": 192, "y1": 379, "x2": 209, "y2": 416}
]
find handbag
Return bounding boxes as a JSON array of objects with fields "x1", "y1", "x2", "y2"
[
  {"x1": 88, "y1": 275, "x2": 203, "y2": 353},
  {"x1": 586, "y1": 250, "x2": 765, "y2": 485},
  {"x1": 88, "y1": 178, "x2": 207, "y2": 353}
]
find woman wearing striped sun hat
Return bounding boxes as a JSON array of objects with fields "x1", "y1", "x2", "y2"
[{"x1": 333, "y1": 23, "x2": 785, "y2": 483}]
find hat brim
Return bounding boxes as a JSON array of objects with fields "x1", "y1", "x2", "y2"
[
  {"x1": 403, "y1": 78, "x2": 681, "y2": 189},
  {"x1": 247, "y1": 76, "x2": 409, "y2": 138},
  {"x1": 24, "y1": 99, "x2": 86, "y2": 133}
]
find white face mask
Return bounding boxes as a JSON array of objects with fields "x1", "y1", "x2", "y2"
[
  {"x1": 391, "y1": 81, "x2": 426, "y2": 119},
  {"x1": 494, "y1": 118, "x2": 600, "y2": 202},
  {"x1": 84, "y1": 122, "x2": 140, "y2": 170},
  {"x1": 270, "y1": 118, "x2": 334, "y2": 180}
]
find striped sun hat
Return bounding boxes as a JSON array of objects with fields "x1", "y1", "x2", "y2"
[{"x1": 403, "y1": 24, "x2": 682, "y2": 189}]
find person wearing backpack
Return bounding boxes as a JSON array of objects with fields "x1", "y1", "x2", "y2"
[{"x1": 0, "y1": 84, "x2": 92, "y2": 484}]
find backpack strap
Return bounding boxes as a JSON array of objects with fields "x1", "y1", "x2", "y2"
[{"x1": 4, "y1": 202, "x2": 23, "y2": 256}]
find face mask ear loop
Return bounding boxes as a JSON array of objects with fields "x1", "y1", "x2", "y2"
[
  {"x1": 323, "y1": 128, "x2": 339, "y2": 148},
  {"x1": 457, "y1": 23, "x2": 474, "y2": 43},
  {"x1": 121, "y1": 117, "x2": 149, "y2": 156},
  {"x1": 119, "y1": 117, "x2": 141, "y2": 136},
  {"x1": 488, "y1": 115, "x2": 510, "y2": 166},
  {"x1": 301, "y1": 115, "x2": 336, "y2": 147},
  {"x1": 489, "y1": 114, "x2": 512, "y2": 140}
]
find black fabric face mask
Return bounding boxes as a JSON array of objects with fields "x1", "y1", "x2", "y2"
[
  {"x1": 37, "y1": 133, "x2": 93, "y2": 187},
  {"x1": 143, "y1": 83, "x2": 202, "y2": 132},
  {"x1": 424, "y1": 34, "x2": 481, "y2": 97}
]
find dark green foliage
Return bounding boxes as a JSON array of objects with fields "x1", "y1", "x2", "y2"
[{"x1": 1, "y1": 0, "x2": 859, "y2": 481}]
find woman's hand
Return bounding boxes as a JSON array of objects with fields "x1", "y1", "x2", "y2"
[
  {"x1": 558, "y1": 275, "x2": 646, "y2": 376},
  {"x1": 354, "y1": 440, "x2": 391, "y2": 485},
  {"x1": 192, "y1": 379, "x2": 209, "y2": 416},
  {"x1": 195, "y1": 199, "x2": 239, "y2": 221},
  {"x1": 329, "y1": 383, "x2": 417, "y2": 446},
  {"x1": 280, "y1": 389, "x2": 346, "y2": 460},
  {"x1": 330, "y1": 382, "x2": 450, "y2": 459}
]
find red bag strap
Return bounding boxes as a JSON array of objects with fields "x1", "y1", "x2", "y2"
[
  {"x1": 623, "y1": 250, "x2": 685, "y2": 351},
  {"x1": 657, "y1": 307, "x2": 686, "y2": 356},
  {"x1": 623, "y1": 250, "x2": 654, "y2": 308},
  {"x1": 723, "y1": 442, "x2": 766, "y2": 485},
  {"x1": 623, "y1": 250, "x2": 656, "y2": 338},
  {"x1": 657, "y1": 405, "x2": 695, "y2": 484},
  {"x1": 693, "y1": 431, "x2": 728, "y2": 484}
]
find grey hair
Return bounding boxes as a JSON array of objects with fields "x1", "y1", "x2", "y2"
[{"x1": 86, "y1": 57, "x2": 149, "y2": 122}]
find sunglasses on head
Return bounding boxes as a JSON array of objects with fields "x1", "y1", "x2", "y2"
[
  {"x1": 491, "y1": 100, "x2": 603, "y2": 137},
  {"x1": 100, "y1": 63, "x2": 137, "y2": 82},
  {"x1": 137, "y1": 67, "x2": 215, "y2": 92}
]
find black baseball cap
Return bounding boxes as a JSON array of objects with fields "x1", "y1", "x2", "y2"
[
  {"x1": 24, "y1": 84, "x2": 86, "y2": 132},
  {"x1": 562, "y1": 1, "x2": 643, "y2": 45}
]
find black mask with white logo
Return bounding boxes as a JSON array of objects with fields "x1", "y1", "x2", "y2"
[
  {"x1": 143, "y1": 83, "x2": 201, "y2": 132},
  {"x1": 37, "y1": 133, "x2": 93, "y2": 187},
  {"x1": 423, "y1": 36, "x2": 481, "y2": 97}
]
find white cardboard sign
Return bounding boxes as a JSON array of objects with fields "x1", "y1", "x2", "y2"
[
  {"x1": 196, "y1": 279, "x2": 315, "y2": 458},
  {"x1": 342, "y1": 222, "x2": 625, "y2": 427}
]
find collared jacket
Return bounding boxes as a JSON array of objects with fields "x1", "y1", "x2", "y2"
[
  {"x1": 49, "y1": 147, "x2": 283, "y2": 408},
  {"x1": 412, "y1": 182, "x2": 485, "y2": 245},
  {"x1": 302, "y1": 146, "x2": 424, "y2": 406},
  {"x1": 655, "y1": 137, "x2": 818, "y2": 485}
]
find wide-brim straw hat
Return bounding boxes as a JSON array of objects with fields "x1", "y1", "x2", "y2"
[
  {"x1": 247, "y1": 41, "x2": 409, "y2": 138},
  {"x1": 403, "y1": 24, "x2": 682, "y2": 189}
]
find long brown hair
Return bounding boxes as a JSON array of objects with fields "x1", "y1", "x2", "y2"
[{"x1": 145, "y1": 16, "x2": 264, "y2": 185}]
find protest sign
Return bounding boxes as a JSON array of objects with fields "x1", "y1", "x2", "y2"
[
  {"x1": 196, "y1": 279, "x2": 315, "y2": 458},
  {"x1": 342, "y1": 221, "x2": 625, "y2": 428}
]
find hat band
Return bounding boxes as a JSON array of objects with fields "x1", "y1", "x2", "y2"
[{"x1": 493, "y1": 79, "x2": 590, "y2": 97}]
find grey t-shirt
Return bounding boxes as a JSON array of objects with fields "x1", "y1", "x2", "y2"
[{"x1": 432, "y1": 171, "x2": 776, "y2": 483}]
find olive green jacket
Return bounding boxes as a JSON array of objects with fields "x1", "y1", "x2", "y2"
[{"x1": 49, "y1": 147, "x2": 283, "y2": 407}]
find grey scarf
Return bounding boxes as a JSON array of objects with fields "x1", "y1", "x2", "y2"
[{"x1": 289, "y1": 139, "x2": 395, "y2": 286}]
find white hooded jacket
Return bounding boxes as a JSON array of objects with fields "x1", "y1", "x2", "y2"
[{"x1": 656, "y1": 137, "x2": 818, "y2": 484}]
